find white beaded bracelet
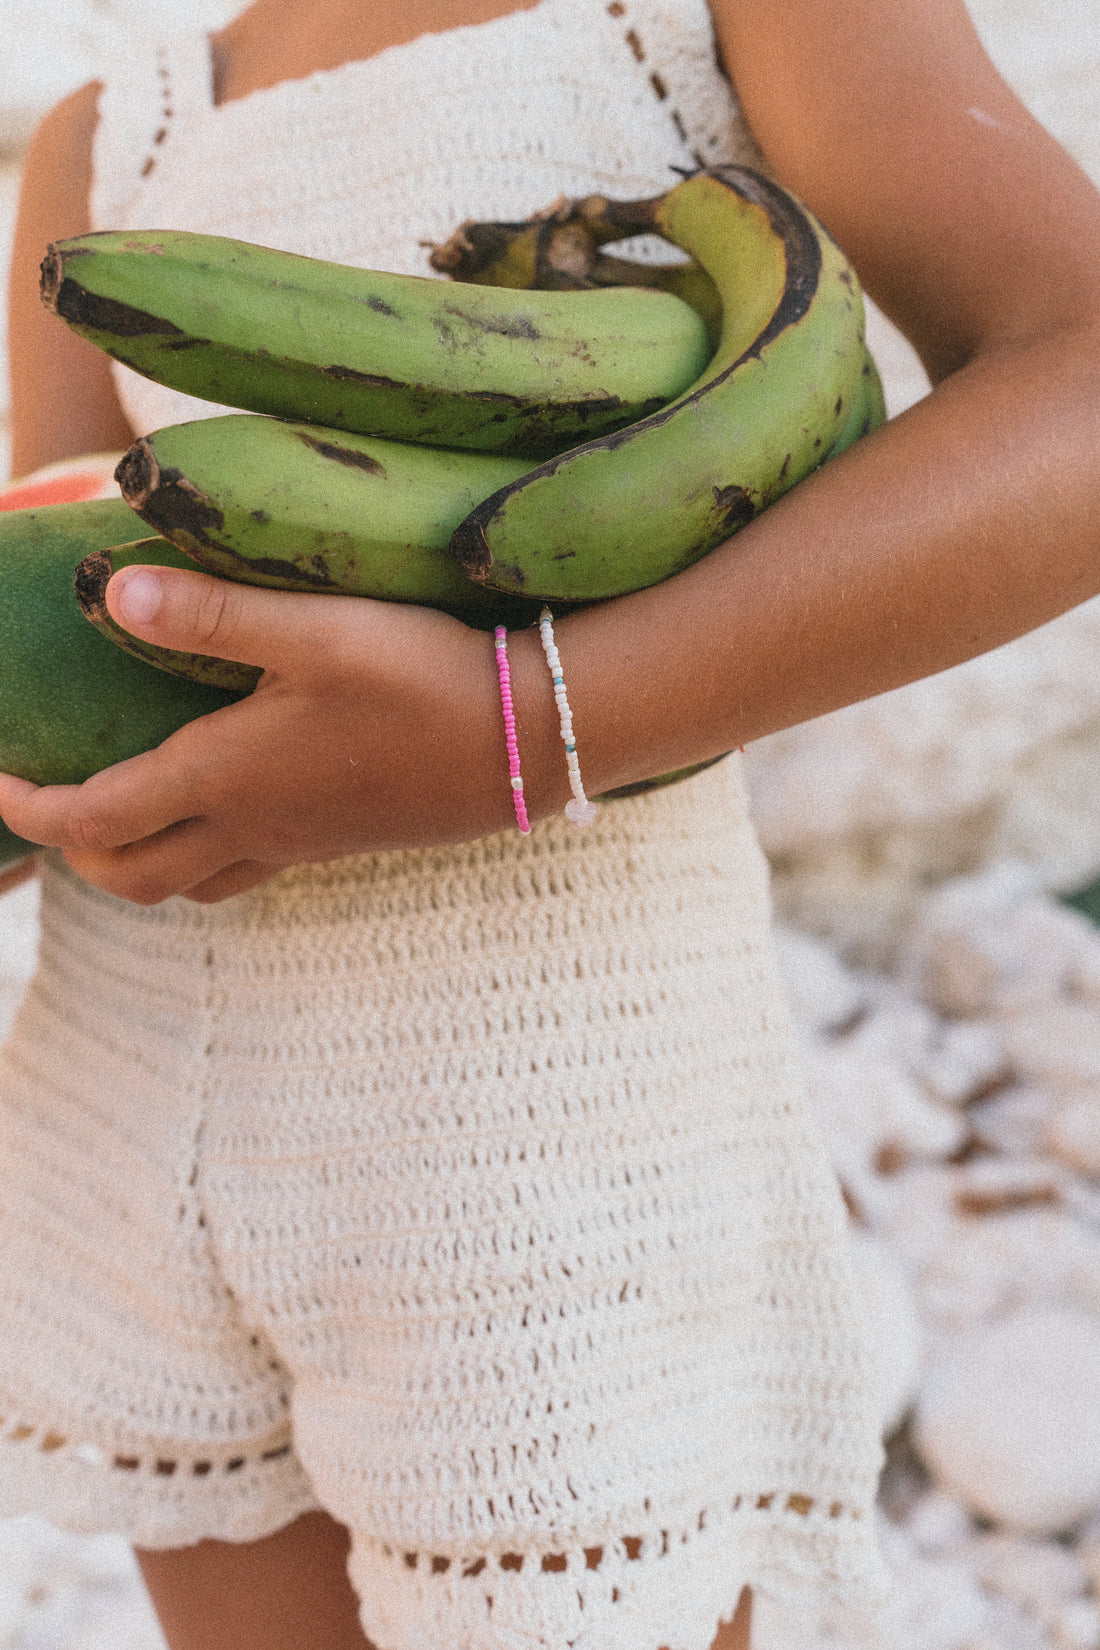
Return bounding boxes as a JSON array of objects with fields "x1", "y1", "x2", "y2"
[{"x1": 538, "y1": 606, "x2": 597, "y2": 827}]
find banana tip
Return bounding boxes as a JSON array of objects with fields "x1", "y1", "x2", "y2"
[
  {"x1": 39, "y1": 246, "x2": 62, "y2": 312},
  {"x1": 449, "y1": 519, "x2": 495, "y2": 582},
  {"x1": 74, "y1": 548, "x2": 113, "y2": 622},
  {"x1": 114, "y1": 440, "x2": 159, "y2": 510}
]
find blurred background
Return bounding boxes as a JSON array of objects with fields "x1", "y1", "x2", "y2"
[{"x1": 0, "y1": 2, "x2": 1098, "y2": 1647}]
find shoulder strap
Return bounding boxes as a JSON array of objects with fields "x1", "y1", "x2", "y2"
[
  {"x1": 90, "y1": 30, "x2": 213, "y2": 230},
  {"x1": 603, "y1": 0, "x2": 768, "y2": 172}
]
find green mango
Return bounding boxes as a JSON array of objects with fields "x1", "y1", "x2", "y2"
[{"x1": 0, "y1": 498, "x2": 242, "y2": 868}]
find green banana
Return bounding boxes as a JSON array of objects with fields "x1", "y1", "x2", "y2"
[
  {"x1": 826, "y1": 348, "x2": 887, "y2": 459},
  {"x1": 114, "y1": 414, "x2": 550, "y2": 628},
  {"x1": 0, "y1": 499, "x2": 243, "y2": 867},
  {"x1": 430, "y1": 206, "x2": 724, "y2": 348},
  {"x1": 446, "y1": 166, "x2": 884, "y2": 601},
  {"x1": 75, "y1": 537, "x2": 262, "y2": 694},
  {"x1": 40, "y1": 230, "x2": 710, "y2": 458}
]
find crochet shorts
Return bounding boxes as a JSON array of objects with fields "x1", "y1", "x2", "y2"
[{"x1": 0, "y1": 758, "x2": 887, "y2": 1650}]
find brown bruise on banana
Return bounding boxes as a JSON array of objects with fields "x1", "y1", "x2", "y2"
[
  {"x1": 73, "y1": 546, "x2": 261, "y2": 695},
  {"x1": 116, "y1": 438, "x2": 344, "y2": 590},
  {"x1": 41, "y1": 245, "x2": 188, "y2": 340},
  {"x1": 318, "y1": 357, "x2": 638, "y2": 449},
  {"x1": 294, "y1": 432, "x2": 386, "y2": 474},
  {"x1": 449, "y1": 166, "x2": 824, "y2": 583},
  {"x1": 439, "y1": 304, "x2": 542, "y2": 342}
]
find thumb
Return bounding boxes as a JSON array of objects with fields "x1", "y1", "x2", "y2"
[{"x1": 105, "y1": 564, "x2": 342, "y2": 670}]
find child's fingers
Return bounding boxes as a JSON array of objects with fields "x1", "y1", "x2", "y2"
[
  {"x1": 0, "y1": 746, "x2": 204, "y2": 853},
  {"x1": 181, "y1": 860, "x2": 277, "y2": 903},
  {"x1": 105, "y1": 564, "x2": 356, "y2": 672},
  {"x1": 62, "y1": 816, "x2": 240, "y2": 906}
]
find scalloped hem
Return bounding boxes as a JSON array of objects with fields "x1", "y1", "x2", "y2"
[
  {"x1": 0, "y1": 1426, "x2": 320, "y2": 1551},
  {"x1": 347, "y1": 1504, "x2": 892, "y2": 1650}
]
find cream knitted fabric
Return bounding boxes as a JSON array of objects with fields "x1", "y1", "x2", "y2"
[
  {"x1": 0, "y1": 767, "x2": 888, "y2": 1648},
  {"x1": 0, "y1": 9, "x2": 890, "y2": 1647}
]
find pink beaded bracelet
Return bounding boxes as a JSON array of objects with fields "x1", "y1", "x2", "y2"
[{"x1": 494, "y1": 626, "x2": 531, "y2": 835}]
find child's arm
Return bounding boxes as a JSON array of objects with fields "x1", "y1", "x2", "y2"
[
  {"x1": 0, "y1": 82, "x2": 135, "y2": 895},
  {"x1": 1, "y1": 0, "x2": 1099, "y2": 905},
  {"x1": 8, "y1": 82, "x2": 135, "y2": 475}
]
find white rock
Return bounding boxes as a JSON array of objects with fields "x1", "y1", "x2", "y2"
[
  {"x1": 947, "y1": 1155, "x2": 1062, "y2": 1219},
  {"x1": 772, "y1": 923, "x2": 867, "y2": 1037},
  {"x1": 847, "y1": 1231, "x2": 924, "y2": 1436},
  {"x1": 1050, "y1": 1598, "x2": 1100, "y2": 1650},
  {"x1": 915, "y1": 1206, "x2": 1100, "y2": 1332},
  {"x1": 1062, "y1": 1174, "x2": 1100, "y2": 1229},
  {"x1": 914, "y1": 1019, "x2": 1008, "y2": 1109},
  {"x1": 840, "y1": 983, "x2": 1007, "y2": 1108},
  {"x1": 840, "y1": 982, "x2": 942, "y2": 1067},
  {"x1": 818, "y1": 1516, "x2": 997, "y2": 1649},
  {"x1": 905, "y1": 866, "x2": 1100, "y2": 1019},
  {"x1": 970, "y1": 1085, "x2": 1054, "y2": 1159},
  {"x1": 904, "y1": 864, "x2": 1039, "y2": 1017},
  {"x1": 766, "y1": 832, "x2": 940, "y2": 974},
  {"x1": 1001, "y1": 1003, "x2": 1100, "y2": 1090},
  {"x1": 993, "y1": 727, "x2": 1100, "y2": 902},
  {"x1": 1077, "y1": 1526, "x2": 1100, "y2": 1598},
  {"x1": 1045, "y1": 1093, "x2": 1100, "y2": 1178},
  {"x1": 904, "y1": 1489, "x2": 975, "y2": 1556},
  {"x1": 914, "y1": 1307, "x2": 1100, "y2": 1533},
  {"x1": 1070, "y1": 940, "x2": 1100, "y2": 1009},
  {"x1": 806, "y1": 1043, "x2": 967, "y2": 1188},
  {"x1": 963, "y1": 1531, "x2": 1088, "y2": 1613},
  {"x1": 864, "y1": 1164, "x2": 962, "y2": 1273}
]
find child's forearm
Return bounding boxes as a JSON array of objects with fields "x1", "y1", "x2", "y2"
[{"x1": 509, "y1": 315, "x2": 1100, "y2": 809}]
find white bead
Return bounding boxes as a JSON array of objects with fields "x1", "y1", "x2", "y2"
[
  {"x1": 565, "y1": 798, "x2": 598, "y2": 827},
  {"x1": 510, "y1": 775, "x2": 524, "y2": 790}
]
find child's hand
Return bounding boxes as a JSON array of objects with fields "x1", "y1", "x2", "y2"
[{"x1": 0, "y1": 566, "x2": 530, "y2": 905}]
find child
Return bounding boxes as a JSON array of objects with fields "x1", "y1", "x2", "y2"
[{"x1": 1, "y1": 1, "x2": 1098, "y2": 1647}]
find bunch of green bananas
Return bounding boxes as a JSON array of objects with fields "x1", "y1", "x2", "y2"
[
  {"x1": 0, "y1": 165, "x2": 883, "y2": 863},
  {"x1": 48, "y1": 163, "x2": 883, "y2": 628}
]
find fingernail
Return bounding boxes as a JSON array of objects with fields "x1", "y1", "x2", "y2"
[{"x1": 117, "y1": 570, "x2": 163, "y2": 626}]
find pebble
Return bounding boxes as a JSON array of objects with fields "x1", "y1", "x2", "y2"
[
  {"x1": 913, "y1": 1308, "x2": 1100, "y2": 1534},
  {"x1": 847, "y1": 1231, "x2": 924, "y2": 1436},
  {"x1": 962, "y1": 1532, "x2": 1089, "y2": 1614},
  {"x1": 1001, "y1": 1004, "x2": 1100, "y2": 1091},
  {"x1": 914, "y1": 1205, "x2": 1100, "y2": 1331},
  {"x1": 1050, "y1": 1598, "x2": 1100, "y2": 1650},
  {"x1": 1045, "y1": 1093, "x2": 1100, "y2": 1179},
  {"x1": 970, "y1": 1085, "x2": 1053, "y2": 1158},
  {"x1": 773, "y1": 924, "x2": 868, "y2": 1037},
  {"x1": 806, "y1": 1042, "x2": 967, "y2": 1189}
]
